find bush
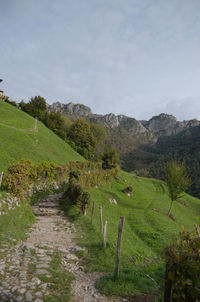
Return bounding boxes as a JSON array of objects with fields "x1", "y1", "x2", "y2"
[
  {"x1": 63, "y1": 171, "x2": 90, "y2": 215},
  {"x1": 2, "y1": 159, "x2": 38, "y2": 197},
  {"x1": 37, "y1": 161, "x2": 57, "y2": 181},
  {"x1": 3, "y1": 159, "x2": 59, "y2": 197},
  {"x1": 3, "y1": 159, "x2": 120, "y2": 198},
  {"x1": 102, "y1": 145, "x2": 119, "y2": 169},
  {"x1": 122, "y1": 186, "x2": 133, "y2": 194},
  {"x1": 164, "y1": 228, "x2": 200, "y2": 302}
]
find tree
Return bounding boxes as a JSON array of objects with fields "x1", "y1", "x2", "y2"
[
  {"x1": 20, "y1": 95, "x2": 47, "y2": 121},
  {"x1": 90, "y1": 123, "x2": 106, "y2": 160},
  {"x1": 68, "y1": 118, "x2": 96, "y2": 160},
  {"x1": 164, "y1": 161, "x2": 191, "y2": 216},
  {"x1": 44, "y1": 111, "x2": 65, "y2": 139},
  {"x1": 102, "y1": 145, "x2": 119, "y2": 169}
]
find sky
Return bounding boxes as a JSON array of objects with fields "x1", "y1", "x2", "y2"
[{"x1": 1, "y1": 0, "x2": 200, "y2": 121}]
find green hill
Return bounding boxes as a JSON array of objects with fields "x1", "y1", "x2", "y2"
[
  {"x1": 69, "y1": 170, "x2": 200, "y2": 298},
  {"x1": 0, "y1": 101, "x2": 83, "y2": 171},
  {"x1": 1, "y1": 100, "x2": 200, "y2": 300}
]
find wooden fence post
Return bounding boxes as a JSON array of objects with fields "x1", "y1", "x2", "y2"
[
  {"x1": 99, "y1": 207, "x2": 103, "y2": 233},
  {"x1": 104, "y1": 220, "x2": 108, "y2": 248},
  {"x1": 0, "y1": 172, "x2": 3, "y2": 187},
  {"x1": 91, "y1": 201, "x2": 95, "y2": 224},
  {"x1": 114, "y1": 216, "x2": 125, "y2": 277},
  {"x1": 34, "y1": 117, "x2": 38, "y2": 132}
]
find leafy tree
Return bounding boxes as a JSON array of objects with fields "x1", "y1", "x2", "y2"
[
  {"x1": 164, "y1": 161, "x2": 191, "y2": 216},
  {"x1": 68, "y1": 118, "x2": 96, "y2": 160},
  {"x1": 102, "y1": 145, "x2": 119, "y2": 169},
  {"x1": 62, "y1": 116, "x2": 72, "y2": 136},
  {"x1": 90, "y1": 123, "x2": 106, "y2": 145},
  {"x1": 90, "y1": 122, "x2": 106, "y2": 160},
  {"x1": 44, "y1": 111, "x2": 65, "y2": 139},
  {"x1": 20, "y1": 95, "x2": 47, "y2": 121}
]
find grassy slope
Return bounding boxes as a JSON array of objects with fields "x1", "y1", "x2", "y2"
[
  {"x1": 71, "y1": 171, "x2": 200, "y2": 299},
  {"x1": 0, "y1": 101, "x2": 83, "y2": 171},
  {"x1": 0, "y1": 202, "x2": 35, "y2": 251}
]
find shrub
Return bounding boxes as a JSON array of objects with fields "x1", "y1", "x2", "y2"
[
  {"x1": 37, "y1": 161, "x2": 57, "y2": 181},
  {"x1": 3, "y1": 160, "x2": 59, "y2": 197},
  {"x1": 2, "y1": 159, "x2": 38, "y2": 197},
  {"x1": 122, "y1": 186, "x2": 133, "y2": 194},
  {"x1": 102, "y1": 145, "x2": 119, "y2": 169},
  {"x1": 3, "y1": 159, "x2": 120, "y2": 199},
  {"x1": 63, "y1": 174, "x2": 90, "y2": 215},
  {"x1": 164, "y1": 228, "x2": 200, "y2": 302}
]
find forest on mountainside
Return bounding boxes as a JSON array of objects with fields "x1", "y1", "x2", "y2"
[{"x1": 122, "y1": 126, "x2": 200, "y2": 198}]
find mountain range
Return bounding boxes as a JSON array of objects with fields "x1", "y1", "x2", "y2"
[
  {"x1": 49, "y1": 101, "x2": 200, "y2": 136},
  {"x1": 49, "y1": 101, "x2": 200, "y2": 198}
]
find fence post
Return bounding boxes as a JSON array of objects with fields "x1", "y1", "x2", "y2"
[
  {"x1": 114, "y1": 216, "x2": 125, "y2": 277},
  {"x1": 0, "y1": 172, "x2": 3, "y2": 187},
  {"x1": 91, "y1": 201, "x2": 95, "y2": 224},
  {"x1": 104, "y1": 220, "x2": 108, "y2": 248},
  {"x1": 34, "y1": 117, "x2": 38, "y2": 132},
  {"x1": 99, "y1": 206, "x2": 103, "y2": 233}
]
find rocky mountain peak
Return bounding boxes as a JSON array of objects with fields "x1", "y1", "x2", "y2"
[
  {"x1": 49, "y1": 102, "x2": 92, "y2": 116},
  {"x1": 146, "y1": 113, "x2": 178, "y2": 132},
  {"x1": 48, "y1": 101, "x2": 200, "y2": 138}
]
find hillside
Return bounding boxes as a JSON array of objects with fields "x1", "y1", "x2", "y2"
[
  {"x1": 1, "y1": 100, "x2": 200, "y2": 300},
  {"x1": 49, "y1": 101, "x2": 200, "y2": 198},
  {"x1": 0, "y1": 101, "x2": 83, "y2": 171},
  {"x1": 49, "y1": 102, "x2": 200, "y2": 138},
  {"x1": 69, "y1": 170, "x2": 200, "y2": 298}
]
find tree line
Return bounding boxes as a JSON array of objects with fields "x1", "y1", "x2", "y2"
[{"x1": 19, "y1": 95, "x2": 119, "y2": 168}]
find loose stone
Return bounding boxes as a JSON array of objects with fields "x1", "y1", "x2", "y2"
[{"x1": 25, "y1": 291, "x2": 33, "y2": 301}]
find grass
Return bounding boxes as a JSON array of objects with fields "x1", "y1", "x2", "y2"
[
  {"x1": 0, "y1": 101, "x2": 83, "y2": 171},
  {"x1": 40, "y1": 250, "x2": 74, "y2": 302},
  {"x1": 63, "y1": 170, "x2": 200, "y2": 300},
  {"x1": 0, "y1": 201, "x2": 35, "y2": 251}
]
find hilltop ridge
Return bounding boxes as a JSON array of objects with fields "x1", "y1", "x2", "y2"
[{"x1": 49, "y1": 102, "x2": 200, "y2": 137}]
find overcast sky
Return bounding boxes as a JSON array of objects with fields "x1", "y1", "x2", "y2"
[{"x1": 1, "y1": 0, "x2": 200, "y2": 121}]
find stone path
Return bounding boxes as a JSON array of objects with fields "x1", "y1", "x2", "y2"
[{"x1": 0, "y1": 194, "x2": 128, "y2": 302}]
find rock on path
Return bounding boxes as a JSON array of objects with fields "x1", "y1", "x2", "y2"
[{"x1": 0, "y1": 194, "x2": 127, "y2": 302}]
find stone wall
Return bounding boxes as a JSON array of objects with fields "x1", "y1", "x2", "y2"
[
  {"x1": 0, "y1": 193, "x2": 20, "y2": 216},
  {"x1": 0, "y1": 180, "x2": 61, "y2": 216}
]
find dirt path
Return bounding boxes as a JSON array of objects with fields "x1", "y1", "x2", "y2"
[
  {"x1": 0, "y1": 194, "x2": 127, "y2": 302},
  {"x1": 0, "y1": 121, "x2": 37, "y2": 133}
]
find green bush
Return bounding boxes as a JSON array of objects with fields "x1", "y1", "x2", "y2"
[
  {"x1": 3, "y1": 159, "x2": 60, "y2": 197},
  {"x1": 2, "y1": 159, "x2": 38, "y2": 197},
  {"x1": 37, "y1": 161, "x2": 57, "y2": 181},
  {"x1": 164, "y1": 228, "x2": 200, "y2": 302},
  {"x1": 3, "y1": 159, "x2": 120, "y2": 198},
  {"x1": 122, "y1": 186, "x2": 133, "y2": 194},
  {"x1": 102, "y1": 145, "x2": 119, "y2": 169},
  {"x1": 63, "y1": 172, "x2": 90, "y2": 215}
]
